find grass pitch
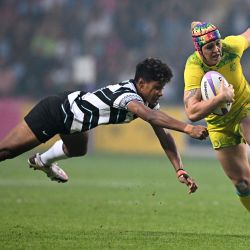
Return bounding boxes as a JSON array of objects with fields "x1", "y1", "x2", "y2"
[{"x1": 0, "y1": 152, "x2": 249, "y2": 249}]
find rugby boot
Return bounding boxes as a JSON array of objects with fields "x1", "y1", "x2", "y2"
[{"x1": 28, "y1": 153, "x2": 68, "y2": 183}]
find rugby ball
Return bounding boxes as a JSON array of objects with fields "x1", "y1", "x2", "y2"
[{"x1": 201, "y1": 71, "x2": 232, "y2": 116}]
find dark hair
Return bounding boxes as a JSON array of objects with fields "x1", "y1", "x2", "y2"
[{"x1": 134, "y1": 58, "x2": 173, "y2": 84}]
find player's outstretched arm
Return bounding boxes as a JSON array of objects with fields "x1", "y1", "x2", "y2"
[
  {"x1": 127, "y1": 100, "x2": 208, "y2": 140},
  {"x1": 241, "y1": 28, "x2": 250, "y2": 46},
  {"x1": 151, "y1": 125, "x2": 198, "y2": 194}
]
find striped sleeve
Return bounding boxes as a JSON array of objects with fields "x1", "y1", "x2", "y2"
[{"x1": 113, "y1": 92, "x2": 144, "y2": 109}]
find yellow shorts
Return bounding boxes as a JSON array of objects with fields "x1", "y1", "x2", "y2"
[{"x1": 208, "y1": 103, "x2": 250, "y2": 149}]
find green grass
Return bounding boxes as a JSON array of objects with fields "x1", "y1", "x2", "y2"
[{"x1": 0, "y1": 153, "x2": 249, "y2": 249}]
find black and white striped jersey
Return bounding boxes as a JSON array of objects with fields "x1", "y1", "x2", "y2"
[{"x1": 62, "y1": 79, "x2": 160, "y2": 133}]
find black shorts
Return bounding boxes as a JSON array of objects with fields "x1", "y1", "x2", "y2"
[{"x1": 24, "y1": 92, "x2": 71, "y2": 143}]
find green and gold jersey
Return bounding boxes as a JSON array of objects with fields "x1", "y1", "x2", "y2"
[{"x1": 184, "y1": 35, "x2": 250, "y2": 126}]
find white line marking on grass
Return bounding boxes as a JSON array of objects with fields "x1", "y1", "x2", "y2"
[{"x1": 0, "y1": 179, "x2": 158, "y2": 188}]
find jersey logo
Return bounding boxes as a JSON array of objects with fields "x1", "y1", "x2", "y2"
[
  {"x1": 230, "y1": 62, "x2": 236, "y2": 71},
  {"x1": 42, "y1": 130, "x2": 49, "y2": 136}
]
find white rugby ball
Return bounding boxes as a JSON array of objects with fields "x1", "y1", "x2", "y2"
[{"x1": 201, "y1": 71, "x2": 232, "y2": 116}]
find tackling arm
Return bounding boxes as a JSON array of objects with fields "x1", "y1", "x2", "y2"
[
  {"x1": 151, "y1": 124, "x2": 198, "y2": 194},
  {"x1": 127, "y1": 100, "x2": 208, "y2": 140},
  {"x1": 151, "y1": 125, "x2": 183, "y2": 171}
]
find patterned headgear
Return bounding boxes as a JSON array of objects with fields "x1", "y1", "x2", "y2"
[{"x1": 191, "y1": 22, "x2": 221, "y2": 55}]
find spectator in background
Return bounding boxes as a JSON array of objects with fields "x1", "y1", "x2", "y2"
[{"x1": 0, "y1": 0, "x2": 248, "y2": 102}]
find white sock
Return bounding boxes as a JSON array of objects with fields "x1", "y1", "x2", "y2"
[{"x1": 40, "y1": 140, "x2": 68, "y2": 166}]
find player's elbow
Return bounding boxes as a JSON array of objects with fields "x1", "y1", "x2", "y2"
[
  {"x1": 145, "y1": 110, "x2": 158, "y2": 124},
  {"x1": 188, "y1": 114, "x2": 199, "y2": 122},
  {"x1": 186, "y1": 111, "x2": 202, "y2": 122}
]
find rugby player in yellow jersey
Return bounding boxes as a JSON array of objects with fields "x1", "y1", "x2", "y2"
[{"x1": 184, "y1": 21, "x2": 250, "y2": 212}]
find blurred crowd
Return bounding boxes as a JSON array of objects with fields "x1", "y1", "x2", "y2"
[{"x1": 0, "y1": 0, "x2": 250, "y2": 103}]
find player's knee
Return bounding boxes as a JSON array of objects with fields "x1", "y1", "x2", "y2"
[
  {"x1": 63, "y1": 142, "x2": 88, "y2": 157},
  {"x1": 77, "y1": 147, "x2": 87, "y2": 156},
  {"x1": 67, "y1": 147, "x2": 88, "y2": 157},
  {"x1": 235, "y1": 179, "x2": 250, "y2": 195},
  {"x1": 0, "y1": 149, "x2": 16, "y2": 161}
]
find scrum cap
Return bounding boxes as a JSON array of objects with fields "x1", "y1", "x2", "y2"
[{"x1": 191, "y1": 22, "x2": 221, "y2": 55}]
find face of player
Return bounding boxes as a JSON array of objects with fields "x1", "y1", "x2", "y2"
[
  {"x1": 137, "y1": 79, "x2": 165, "y2": 104},
  {"x1": 201, "y1": 39, "x2": 222, "y2": 66}
]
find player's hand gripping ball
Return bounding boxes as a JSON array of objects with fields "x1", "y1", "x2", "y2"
[{"x1": 201, "y1": 71, "x2": 232, "y2": 116}]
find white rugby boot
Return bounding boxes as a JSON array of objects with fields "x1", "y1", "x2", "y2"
[{"x1": 28, "y1": 153, "x2": 69, "y2": 183}]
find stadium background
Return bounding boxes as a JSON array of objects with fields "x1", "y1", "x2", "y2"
[
  {"x1": 1, "y1": 1, "x2": 250, "y2": 249},
  {"x1": 0, "y1": 0, "x2": 249, "y2": 156}
]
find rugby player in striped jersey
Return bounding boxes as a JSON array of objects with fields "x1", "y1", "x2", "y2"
[{"x1": 0, "y1": 58, "x2": 208, "y2": 193}]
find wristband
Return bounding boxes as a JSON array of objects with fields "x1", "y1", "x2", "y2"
[
  {"x1": 176, "y1": 169, "x2": 189, "y2": 178},
  {"x1": 176, "y1": 168, "x2": 184, "y2": 173}
]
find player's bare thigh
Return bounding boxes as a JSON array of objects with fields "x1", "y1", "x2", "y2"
[
  {"x1": 215, "y1": 143, "x2": 250, "y2": 187},
  {"x1": 0, "y1": 120, "x2": 41, "y2": 158},
  {"x1": 240, "y1": 116, "x2": 250, "y2": 145},
  {"x1": 60, "y1": 131, "x2": 89, "y2": 157}
]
